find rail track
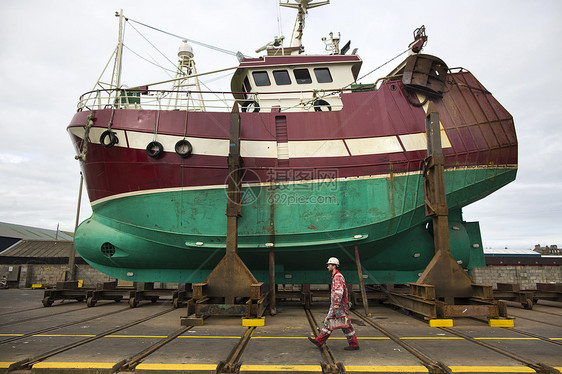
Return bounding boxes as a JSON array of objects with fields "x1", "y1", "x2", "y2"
[
  {"x1": 350, "y1": 308, "x2": 561, "y2": 374},
  {"x1": 1, "y1": 299, "x2": 560, "y2": 373},
  {"x1": 0, "y1": 305, "x2": 134, "y2": 345},
  {"x1": 438, "y1": 326, "x2": 560, "y2": 374},
  {"x1": 350, "y1": 309, "x2": 452, "y2": 374},
  {"x1": 6, "y1": 306, "x2": 176, "y2": 372},
  {"x1": 507, "y1": 312, "x2": 562, "y2": 328},
  {"x1": 0, "y1": 302, "x2": 98, "y2": 328},
  {"x1": 304, "y1": 307, "x2": 346, "y2": 374}
]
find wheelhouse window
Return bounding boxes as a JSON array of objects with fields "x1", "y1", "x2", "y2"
[
  {"x1": 242, "y1": 76, "x2": 252, "y2": 99},
  {"x1": 252, "y1": 71, "x2": 271, "y2": 86},
  {"x1": 273, "y1": 70, "x2": 291, "y2": 85},
  {"x1": 314, "y1": 68, "x2": 333, "y2": 83},
  {"x1": 293, "y1": 68, "x2": 312, "y2": 84}
]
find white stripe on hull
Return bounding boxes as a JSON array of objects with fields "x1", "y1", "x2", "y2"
[{"x1": 69, "y1": 126, "x2": 452, "y2": 159}]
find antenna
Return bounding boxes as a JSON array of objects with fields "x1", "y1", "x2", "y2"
[{"x1": 280, "y1": 0, "x2": 329, "y2": 52}]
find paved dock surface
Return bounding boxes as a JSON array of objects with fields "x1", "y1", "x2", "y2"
[{"x1": 0, "y1": 289, "x2": 561, "y2": 373}]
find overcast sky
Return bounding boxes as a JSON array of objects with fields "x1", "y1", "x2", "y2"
[{"x1": 0, "y1": 0, "x2": 560, "y2": 249}]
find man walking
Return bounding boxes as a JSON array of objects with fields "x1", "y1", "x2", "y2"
[{"x1": 308, "y1": 257, "x2": 360, "y2": 350}]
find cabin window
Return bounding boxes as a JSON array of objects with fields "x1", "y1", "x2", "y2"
[
  {"x1": 273, "y1": 70, "x2": 291, "y2": 85},
  {"x1": 252, "y1": 71, "x2": 271, "y2": 86},
  {"x1": 243, "y1": 76, "x2": 252, "y2": 92},
  {"x1": 314, "y1": 68, "x2": 333, "y2": 83},
  {"x1": 293, "y1": 68, "x2": 312, "y2": 84}
]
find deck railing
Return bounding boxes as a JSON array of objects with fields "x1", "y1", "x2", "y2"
[{"x1": 75, "y1": 86, "x2": 369, "y2": 113}]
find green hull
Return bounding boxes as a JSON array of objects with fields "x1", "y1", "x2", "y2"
[{"x1": 74, "y1": 166, "x2": 516, "y2": 284}]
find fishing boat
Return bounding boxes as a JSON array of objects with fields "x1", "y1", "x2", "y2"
[{"x1": 68, "y1": 1, "x2": 517, "y2": 285}]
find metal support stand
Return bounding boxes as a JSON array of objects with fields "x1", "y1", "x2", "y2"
[
  {"x1": 493, "y1": 282, "x2": 562, "y2": 310},
  {"x1": 354, "y1": 245, "x2": 370, "y2": 316},
  {"x1": 182, "y1": 104, "x2": 268, "y2": 325},
  {"x1": 269, "y1": 251, "x2": 277, "y2": 315},
  {"x1": 42, "y1": 281, "x2": 89, "y2": 307},
  {"x1": 387, "y1": 107, "x2": 506, "y2": 319},
  {"x1": 68, "y1": 172, "x2": 84, "y2": 282}
]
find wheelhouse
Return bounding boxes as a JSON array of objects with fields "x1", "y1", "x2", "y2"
[{"x1": 231, "y1": 54, "x2": 362, "y2": 113}]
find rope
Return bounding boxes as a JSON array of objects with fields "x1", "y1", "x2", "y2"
[
  {"x1": 356, "y1": 48, "x2": 410, "y2": 83},
  {"x1": 126, "y1": 17, "x2": 248, "y2": 58},
  {"x1": 75, "y1": 113, "x2": 95, "y2": 162},
  {"x1": 127, "y1": 21, "x2": 179, "y2": 75},
  {"x1": 123, "y1": 44, "x2": 177, "y2": 74}
]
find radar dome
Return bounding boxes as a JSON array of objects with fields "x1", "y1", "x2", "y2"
[{"x1": 178, "y1": 40, "x2": 194, "y2": 59}]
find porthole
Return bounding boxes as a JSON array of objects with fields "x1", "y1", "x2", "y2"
[{"x1": 101, "y1": 242, "x2": 116, "y2": 258}]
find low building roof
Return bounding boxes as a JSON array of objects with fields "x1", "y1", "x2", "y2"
[
  {"x1": 0, "y1": 222, "x2": 73, "y2": 241},
  {"x1": 483, "y1": 248, "x2": 540, "y2": 257},
  {"x1": 0, "y1": 240, "x2": 79, "y2": 258}
]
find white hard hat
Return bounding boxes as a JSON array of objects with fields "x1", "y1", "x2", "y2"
[{"x1": 326, "y1": 257, "x2": 340, "y2": 265}]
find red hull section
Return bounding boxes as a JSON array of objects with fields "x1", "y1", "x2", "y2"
[{"x1": 68, "y1": 71, "x2": 516, "y2": 204}]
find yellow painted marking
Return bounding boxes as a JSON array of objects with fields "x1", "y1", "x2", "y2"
[
  {"x1": 449, "y1": 366, "x2": 535, "y2": 373},
  {"x1": 31, "y1": 284, "x2": 49, "y2": 288},
  {"x1": 242, "y1": 318, "x2": 265, "y2": 327},
  {"x1": 34, "y1": 334, "x2": 96, "y2": 337},
  {"x1": 489, "y1": 319, "x2": 514, "y2": 327},
  {"x1": 178, "y1": 335, "x2": 240, "y2": 339},
  {"x1": 33, "y1": 362, "x2": 115, "y2": 369},
  {"x1": 345, "y1": 366, "x2": 428, "y2": 372},
  {"x1": 7, "y1": 362, "x2": 553, "y2": 373},
  {"x1": 429, "y1": 319, "x2": 453, "y2": 327},
  {"x1": 11, "y1": 332, "x2": 555, "y2": 342},
  {"x1": 474, "y1": 337, "x2": 538, "y2": 340},
  {"x1": 401, "y1": 337, "x2": 462, "y2": 340},
  {"x1": 135, "y1": 363, "x2": 217, "y2": 370},
  {"x1": 106, "y1": 334, "x2": 167, "y2": 338},
  {"x1": 241, "y1": 364, "x2": 322, "y2": 372}
]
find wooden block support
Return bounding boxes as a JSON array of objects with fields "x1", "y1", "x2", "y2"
[
  {"x1": 181, "y1": 316, "x2": 205, "y2": 326},
  {"x1": 429, "y1": 319, "x2": 453, "y2": 327},
  {"x1": 489, "y1": 319, "x2": 514, "y2": 327},
  {"x1": 242, "y1": 318, "x2": 265, "y2": 327}
]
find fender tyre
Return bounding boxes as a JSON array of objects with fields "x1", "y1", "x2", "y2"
[
  {"x1": 100, "y1": 130, "x2": 119, "y2": 148},
  {"x1": 146, "y1": 141, "x2": 164, "y2": 158},
  {"x1": 175, "y1": 139, "x2": 193, "y2": 158},
  {"x1": 241, "y1": 101, "x2": 260, "y2": 113},
  {"x1": 313, "y1": 99, "x2": 331, "y2": 112}
]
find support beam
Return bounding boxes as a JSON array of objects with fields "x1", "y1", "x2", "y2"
[
  {"x1": 386, "y1": 106, "x2": 505, "y2": 320},
  {"x1": 354, "y1": 245, "x2": 370, "y2": 316},
  {"x1": 416, "y1": 108, "x2": 473, "y2": 304},
  {"x1": 269, "y1": 251, "x2": 277, "y2": 315},
  {"x1": 184, "y1": 103, "x2": 267, "y2": 321}
]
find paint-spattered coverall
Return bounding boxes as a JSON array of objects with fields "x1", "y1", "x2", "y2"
[{"x1": 314, "y1": 270, "x2": 359, "y2": 348}]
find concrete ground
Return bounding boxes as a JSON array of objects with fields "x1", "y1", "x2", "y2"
[{"x1": 0, "y1": 289, "x2": 561, "y2": 373}]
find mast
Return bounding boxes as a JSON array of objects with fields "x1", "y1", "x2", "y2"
[
  {"x1": 110, "y1": 9, "x2": 125, "y2": 90},
  {"x1": 169, "y1": 40, "x2": 205, "y2": 111},
  {"x1": 280, "y1": 0, "x2": 329, "y2": 52}
]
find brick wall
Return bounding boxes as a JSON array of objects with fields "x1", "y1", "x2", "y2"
[
  {"x1": 16, "y1": 264, "x2": 177, "y2": 289},
  {"x1": 471, "y1": 265, "x2": 562, "y2": 290},
  {"x1": 11, "y1": 263, "x2": 562, "y2": 290},
  {"x1": 18, "y1": 264, "x2": 112, "y2": 288}
]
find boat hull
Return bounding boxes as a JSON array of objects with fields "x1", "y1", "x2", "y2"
[
  {"x1": 69, "y1": 69, "x2": 518, "y2": 284},
  {"x1": 74, "y1": 166, "x2": 515, "y2": 284}
]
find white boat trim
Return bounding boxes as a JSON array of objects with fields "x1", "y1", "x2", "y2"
[{"x1": 69, "y1": 126, "x2": 452, "y2": 158}]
